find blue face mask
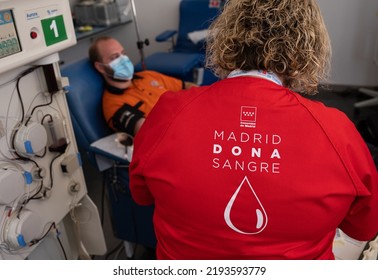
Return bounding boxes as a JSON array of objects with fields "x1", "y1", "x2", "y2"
[{"x1": 108, "y1": 55, "x2": 134, "y2": 80}]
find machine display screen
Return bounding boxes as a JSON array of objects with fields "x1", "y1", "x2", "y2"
[{"x1": 0, "y1": 9, "x2": 22, "y2": 59}]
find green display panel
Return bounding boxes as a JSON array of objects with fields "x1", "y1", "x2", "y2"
[{"x1": 41, "y1": 15, "x2": 67, "y2": 46}]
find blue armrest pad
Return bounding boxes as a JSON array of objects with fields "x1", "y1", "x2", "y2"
[
  {"x1": 144, "y1": 52, "x2": 203, "y2": 75},
  {"x1": 155, "y1": 30, "x2": 177, "y2": 42}
]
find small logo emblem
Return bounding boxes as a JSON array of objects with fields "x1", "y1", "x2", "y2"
[
  {"x1": 151, "y1": 80, "x2": 161, "y2": 88},
  {"x1": 209, "y1": 0, "x2": 221, "y2": 8},
  {"x1": 240, "y1": 106, "x2": 257, "y2": 128}
]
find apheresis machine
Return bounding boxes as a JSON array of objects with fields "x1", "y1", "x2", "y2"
[{"x1": 0, "y1": 0, "x2": 106, "y2": 259}]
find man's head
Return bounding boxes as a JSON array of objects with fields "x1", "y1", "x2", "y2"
[
  {"x1": 89, "y1": 36, "x2": 134, "y2": 88},
  {"x1": 206, "y1": 0, "x2": 331, "y2": 95}
]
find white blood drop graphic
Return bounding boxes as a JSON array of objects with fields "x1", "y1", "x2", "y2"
[{"x1": 224, "y1": 176, "x2": 268, "y2": 234}]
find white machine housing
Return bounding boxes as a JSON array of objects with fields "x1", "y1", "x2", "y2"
[
  {"x1": 0, "y1": 0, "x2": 76, "y2": 74},
  {"x1": 0, "y1": 0, "x2": 106, "y2": 260}
]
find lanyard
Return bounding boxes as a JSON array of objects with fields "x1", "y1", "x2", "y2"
[{"x1": 228, "y1": 70, "x2": 283, "y2": 86}]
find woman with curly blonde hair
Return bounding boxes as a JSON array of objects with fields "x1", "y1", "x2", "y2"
[
  {"x1": 130, "y1": 0, "x2": 378, "y2": 259},
  {"x1": 206, "y1": 0, "x2": 331, "y2": 94}
]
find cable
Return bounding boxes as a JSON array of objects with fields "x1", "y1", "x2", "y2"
[
  {"x1": 25, "y1": 94, "x2": 53, "y2": 126},
  {"x1": 23, "y1": 91, "x2": 47, "y2": 124},
  {"x1": 56, "y1": 232, "x2": 68, "y2": 260},
  {"x1": 108, "y1": 166, "x2": 138, "y2": 258},
  {"x1": 29, "y1": 222, "x2": 55, "y2": 246},
  {"x1": 28, "y1": 222, "x2": 68, "y2": 260},
  {"x1": 15, "y1": 66, "x2": 40, "y2": 123},
  {"x1": 101, "y1": 172, "x2": 107, "y2": 226},
  {"x1": 25, "y1": 181, "x2": 44, "y2": 201},
  {"x1": 0, "y1": 160, "x2": 41, "y2": 214},
  {"x1": 47, "y1": 152, "x2": 65, "y2": 190},
  {"x1": 70, "y1": 205, "x2": 92, "y2": 260},
  {"x1": 114, "y1": 242, "x2": 127, "y2": 259},
  {"x1": 20, "y1": 159, "x2": 46, "y2": 203},
  {"x1": 104, "y1": 241, "x2": 124, "y2": 260},
  {"x1": 41, "y1": 114, "x2": 53, "y2": 124},
  {"x1": 0, "y1": 76, "x2": 18, "y2": 89},
  {"x1": 7, "y1": 66, "x2": 55, "y2": 161},
  {"x1": 4, "y1": 86, "x2": 19, "y2": 159},
  {"x1": 3, "y1": 66, "x2": 41, "y2": 157}
]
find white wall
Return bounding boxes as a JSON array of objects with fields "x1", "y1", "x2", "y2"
[
  {"x1": 61, "y1": 0, "x2": 180, "y2": 66},
  {"x1": 62, "y1": 0, "x2": 378, "y2": 87},
  {"x1": 126, "y1": 0, "x2": 181, "y2": 59},
  {"x1": 317, "y1": 0, "x2": 378, "y2": 87}
]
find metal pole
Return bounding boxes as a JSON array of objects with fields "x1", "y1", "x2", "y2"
[{"x1": 129, "y1": 0, "x2": 149, "y2": 70}]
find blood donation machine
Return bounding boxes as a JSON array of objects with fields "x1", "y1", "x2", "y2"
[{"x1": 0, "y1": 0, "x2": 106, "y2": 259}]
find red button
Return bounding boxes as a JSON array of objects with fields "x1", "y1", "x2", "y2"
[{"x1": 30, "y1": 31, "x2": 38, "y2": 39}]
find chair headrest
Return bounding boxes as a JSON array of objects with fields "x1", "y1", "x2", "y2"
[
  {"x1": 61, "y1": 58, "x2": 112, "y2": 150},
  {"x1": 176, "y1": 0, "x2": 221, "y2": 52}
]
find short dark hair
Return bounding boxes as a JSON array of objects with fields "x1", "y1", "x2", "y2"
[{"x1": 88, "y1": 36, "x2": 113, "y2": 66}]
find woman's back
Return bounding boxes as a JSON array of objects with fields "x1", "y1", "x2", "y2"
[{"x1": 130, "y1": 77, "x2": 378, "y2": 259}]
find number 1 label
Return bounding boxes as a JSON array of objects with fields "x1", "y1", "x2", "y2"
[
  {"x1": 50, "y1": 19, "x2": 58, "y2": 38},
  {"x1": 41, "y1": 15, "x2": 67, "y2": 46}
]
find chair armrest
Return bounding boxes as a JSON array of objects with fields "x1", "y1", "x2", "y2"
[
  {"x1": 89, "y1": 146, "x2": 129, "y2": 164},
  {"x1": 90, "y1": 133, "x2": 130, "y2": 166},
  {"x1": 188, "y1": 29, "x2": 208, "y2": 44},
  {"x1": 155, "y1": 30, "x2": 178, "y2": 42}
]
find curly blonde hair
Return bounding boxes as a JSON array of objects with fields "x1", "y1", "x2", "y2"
[{"x1": 206, "y1": 0, "x2": 331, "y2": 94}]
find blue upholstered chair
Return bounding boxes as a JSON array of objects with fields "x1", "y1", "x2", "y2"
[
  {"x1": 61, "y1": 59, "x2": 110, "y2": 164},
  {"x1": 135, "y1": 0, "x2": 222, "y2": 85},
  {"x1": 61, "y1": 59, "x2": 156, "y2": 255}
]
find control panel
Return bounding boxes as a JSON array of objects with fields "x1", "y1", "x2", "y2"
[{"x1": 0, "y1": 0, "x2": 76, "y2": 74}]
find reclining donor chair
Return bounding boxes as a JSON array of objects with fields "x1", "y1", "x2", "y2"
[
  {"x1": 135, "y1": 0, "x2": 223, "y2": 85},
  {"x1": 61, "y1": 58, "x2": 156, "y2": 258}
]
